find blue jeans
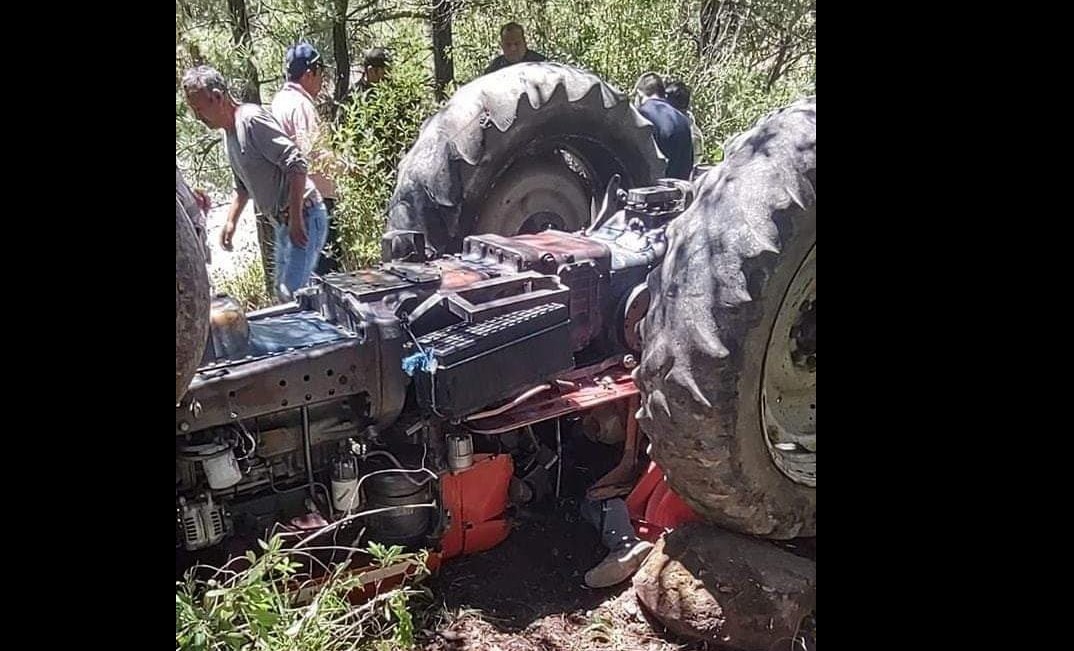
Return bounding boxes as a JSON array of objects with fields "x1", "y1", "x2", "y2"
[
  {"x1": 274, "y1": 200, "x2": 329, "y2": 301},
  {"x1": 581, "y1": 497, "x2": 640, "y2": 553}
]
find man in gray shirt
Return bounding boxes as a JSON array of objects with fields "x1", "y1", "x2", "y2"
[{"x1": 182, "y1": 65, "x2": 329, "y2": 301}]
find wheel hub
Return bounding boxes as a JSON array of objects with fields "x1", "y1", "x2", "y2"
[{"x1": 761, "y1": 245, "x2": 816, "y2": 487}]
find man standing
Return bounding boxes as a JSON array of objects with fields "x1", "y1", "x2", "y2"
[
  {"x1": 358, "y1": 47, "x2": 389, "y2": 91},
  {"x1": 633, "y1": 72, "x2": 694, "y2": 180},
  {"x1": 484, "y1": 22, "x2": 546, "y2": 75},
  {"x1": 182, "y1": 65, "x2": 328, "y2": 301},
  {"x1": 665, "y1": 79, "x2": 704, "y2": 165},
  {"x1": 271, "y1": 43, "x2": 340, "y2": 275},
  {"x1": 338, "y1": 47, "x2": 390, "y2": 111}
]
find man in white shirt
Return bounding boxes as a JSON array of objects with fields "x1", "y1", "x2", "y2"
[{"x1": 271, "y1": 43, "x2": 340, "y2": 273}]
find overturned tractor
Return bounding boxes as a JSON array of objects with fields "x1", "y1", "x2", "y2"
[{"x1": 175, "y1": 64, "x2": 815, "y2": 587}]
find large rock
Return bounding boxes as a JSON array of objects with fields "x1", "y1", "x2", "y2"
[{"x1": 633, "y1": 523, "x2": 815, "y2": 650}]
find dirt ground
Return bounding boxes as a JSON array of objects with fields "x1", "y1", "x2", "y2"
[
  {"x1": 418, "y1": 501, "x2": 815, "y2": 651},
  {"x1": 421, "y1": 497, "x2": 697, "y2": 651},
  {"x1": 415, "y1": 428, "x2": 810, "y2": 651},
  {"x1": 413, "y1": 424, "x2": 687, "y2": 651}
]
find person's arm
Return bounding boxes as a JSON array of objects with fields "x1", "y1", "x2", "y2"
[
  {"x1": 221, "y1": 175, "x2": 250, "y2": 251},
  {"x1": 292, "y1": 102, "x2": 338, "y2": 191},
  {"x1": 688, "y1": 112, "x2": 704, "y2": 164}
]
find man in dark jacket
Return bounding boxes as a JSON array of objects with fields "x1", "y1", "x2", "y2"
[
  {"x1": 633, "y1": 72, "x2": 693, "y2": 180},
  {"x1": 484, "y1": 22, "x2": 546, "y2": 74}
]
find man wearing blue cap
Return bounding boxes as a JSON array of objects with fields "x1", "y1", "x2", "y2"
[
  {"x1": 182, "y1": 65, "x2": 328, "y2": 301},
  {"x1": 271, "y1": 43, "x2": 339, "y2": 274}
]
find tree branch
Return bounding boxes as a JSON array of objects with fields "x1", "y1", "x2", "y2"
[
  {"x1": 257, "y1": 0, "x2": 306, "y2": 17},
  {"x1": 348, "y1": 9, "x2": 429, "y2": 25},
  {"x1": 346, "y1": 0, "x2": 379, "y2": 19}
]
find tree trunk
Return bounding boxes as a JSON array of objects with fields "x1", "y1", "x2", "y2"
[
  {"x1": 811, "y1": 0, "x2": 816, "y2": 93},
  {"x1": 331, "y1": 0, "x2": 351, "y2": 120},
  {"x1": 227, "y1": 0, "x2": 262, "y2": 105},
  {"x1": 700, "y1": 0, "x2": 740, "y2": 56},
  {"x1": 431, "y1": 0, "x2": 454, "y2": 101},
  {"x1": 765, "y1": 36, "x2": 790, "y2": 92}
]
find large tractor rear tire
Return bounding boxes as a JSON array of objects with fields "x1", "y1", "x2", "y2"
[
  {"x1": 176, "y1": 196, "x2": 210, "y2": 403},
  {"x1": 387, "y1": 62, "x2": 665, "y2": 253},
  {"x1": 635, "y1": 97, "x2": 816, "y2": 539}
]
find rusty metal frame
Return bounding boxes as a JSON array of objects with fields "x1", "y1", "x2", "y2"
[
  {"x1": 176, "y1": 339, "x2": 370, "y2": 434},
  {"x1": 464, "y1": 360, "x2": 639, "y2": 434}
]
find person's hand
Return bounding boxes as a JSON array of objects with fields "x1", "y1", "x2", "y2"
[
  {"x1": 289, "y1": 219, "x2": 308, "y2": 248},
  {"x1": 193, "y1": 189, "x2": 211, "y2": 214},
  {"x1": 221, "y1": 221, "x2": 237, "y2": 251}
]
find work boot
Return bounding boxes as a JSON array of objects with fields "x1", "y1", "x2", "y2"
[{"x1": 584, "y1": 540, "x2": 654, "y2": 588}]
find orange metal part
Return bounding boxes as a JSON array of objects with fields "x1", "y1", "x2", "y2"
[{"x1": 439, "y1": 453, "x2": 514, "y2": 560}]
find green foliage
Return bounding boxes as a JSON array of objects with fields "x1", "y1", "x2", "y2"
[
  {"x1": 175, "y1": 535, "x2": 429, "y2": 651},
  {"x1": 175, "y1": 0, "x2": 814, "y2": 286},
  {"x1": 174, "y1": 5, "x2": 814, "y2": 644},
  {"x1": 210, "y1": 259, "x2": 272, "y2": 311},
  {"x1": 330, "y1": 22, "x2": 437, "y2": 269},
  {"x1": 451, "y1": 0, "x2": 814, "y2": 162}
]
